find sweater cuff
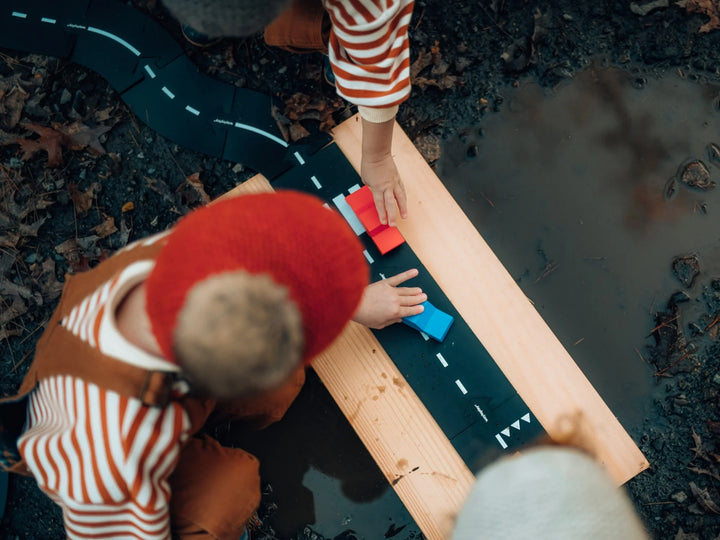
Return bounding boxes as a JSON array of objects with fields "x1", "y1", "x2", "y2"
[{"x1": 357, "y1": 105, "x2": 399, "y2": 124}]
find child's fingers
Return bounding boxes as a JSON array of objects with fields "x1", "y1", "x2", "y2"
[
  {"x1": 385, "y1": 268, "x2": 419, "y2": 286},
  {"x1": 372, "y1": 189, "x2": 388, "y2": 225},
  {"x1": 396, "y1": 288, "x2": 424, "y2": 298},
  {"x1": 399, "y1": 293, "x2": 426, "y2": 307},
  {"x1": 384, "y1": 189, "x2": 398, "y2": 226},
  {"x1": 399, "y1": 303, "x2": 425, "y2": 318},
  {"x1": 395, "y1": 181, "x2": 408, "y2": 220}
]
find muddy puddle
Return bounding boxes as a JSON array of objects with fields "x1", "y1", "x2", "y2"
[
  {"x1": 438, "y1": 65, "x2": 720, "y2": 433},
  {"x1": 216, "y1": 370, "x2": 421, "y2": 539}
]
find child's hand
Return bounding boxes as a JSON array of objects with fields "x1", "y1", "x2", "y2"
[
  {"x1": 353, "y1": 269, "x2": 426, "y2": 329},
  {"x1": 361, "y1": 154, "x2": 407, "y2": 227}
]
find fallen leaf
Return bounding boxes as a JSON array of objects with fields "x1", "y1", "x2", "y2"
[
  {"x1": 691, "y1": 427, "x2": 709, "y2": 461},
  {"x1": 117, "y1": 216, "x2": 132, "y2": 248},
  {"x1": 271, "y1": 104, "x2": 290, "y2": 143},
  {"x1": 55, "y1": 121, "x2": 111, "y2": 155},
  {"x1": 410, "y1": 49, "x2": 435, "y2": 80},
  {"x1": 0, "y1": 251, "x2": 13, "y2": 274},
  {"x1": 3, "y1": 192, "x2": 54, "y2": 220},
  {"x1": 93, "y1": 215, "x2": 118, "y2": 238},
  {"x1": 0, "y1": 327, "x2": 22, "y2": 340},
  {"x1": 0, "y1": 84, "x2": 29, "y2": 130},
  {"x1": 11, "y1": 121, "x2": 112, "y2": 167},
  {"x1": 121, "y1": 201, "x2": 135, "y2": 213},
  {"x1": 708, "y1": 420, "x2": 720, "y2": 434},
  {"x1": 55, "y1": 235, "x2": 106, "y2": 273},
  {"x1": 674, "y1": 528, "x2": 700, "y2": 540},
  {"x1": 93, "y1": 106, "x2": 115, "y2": 123},
  {"x1": 410, "y1": 43, "x2": 462, "y2": 89},
  {"x1": 689, "y1": 465, "x2": 720, "y2": 482},
  {"x1": 0, "y1": 126, "x2": 17, "y2": 145},
  {"x1": 413, "y1": 74, "x2": 461, "y2": 90},
  {"x1": 224, "y1": 44, "x2": 236, "y2": 69},
  {"x1": 144, "y1": 176, "x2": 182, "y2": 212},
  {"x1": 284, "y1": 93, "x2": 327, "y2": 121},
  {"x1": 68, "y1": 182, "x2": 100, "y2": 214},
  {"x1": 0, "y1": 296, "x2": 28, "y2": 326},
  {"x1": 282, "y1": 92, "x2": 344, "y2": 137},
  {"x1": 177, "y1": 172, "x2": 210, "y2": 207},
  {"x1": 690, "y1": 481, "x2": 720, "y2": 514},
  {"x1": 414, "y1": 133, "x2": 442, "y2": 163},
  {"x1": 0, "y1": 278, "x2": 36, "y2": 302},
  {"x1": 0, "y1": 232, "x2": 19, "y2": 248},
  {"x1": 289, "y1": 122, "x2": 311, "y2": 142},
  {"x1": 18, "y1": 216, "x2": 47, "y2": 237},
  {"x1": 31, "y1": 258, "x2": 63, "y2": 302},
  {"x1": 678, "y1": 0, "x2": 720, "y2": 32},
  {"x1": 15, "y1": 123, "x2": 65, "y2": 167}
]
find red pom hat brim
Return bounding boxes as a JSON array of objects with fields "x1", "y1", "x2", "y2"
[{"x1": 146, "y1": 191, "x2": 369, "y2": 365}]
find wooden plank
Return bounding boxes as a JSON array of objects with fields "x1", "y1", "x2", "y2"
[
  {"x1": 331, "y1": 115, "x2": 649, "y2": 485},
  {"x1": 220, "y1": 114, "x2": 649, "y2": 539},
  {"x1": 220, "y1": 175, "x2": 475, "y2": 540}
]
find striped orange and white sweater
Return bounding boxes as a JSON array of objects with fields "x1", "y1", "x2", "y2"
[
  {"x1": 324, "y1": 0, "x2": 414, "y2": 123},
  {"x1": 16, "y1": 233, "x2": 192, "y2": 540}
]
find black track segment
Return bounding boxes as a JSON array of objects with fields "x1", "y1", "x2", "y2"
[
  {"x1": 272, "y1": 142, "x2": 546, "y2": 468},
  {"x1": 0, "y1": 1, "x2": 90, "y2": 58},
  {"x1": 122, "y1": 54, "x2": 232, "y2": 159}
]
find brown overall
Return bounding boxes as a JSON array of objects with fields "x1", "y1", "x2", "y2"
[{"x1": 264, "y1": 0, "x2": 331, "y2": 54}]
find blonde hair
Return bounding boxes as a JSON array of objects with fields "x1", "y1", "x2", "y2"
[{"x1": 174, "y1": 270, "x2": 304, "y2": 398}]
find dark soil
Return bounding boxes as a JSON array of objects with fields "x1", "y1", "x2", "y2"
[{"x1": 1, "y1": 1, "x2": 720, "y2": 538}]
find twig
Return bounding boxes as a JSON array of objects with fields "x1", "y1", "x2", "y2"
[
  {"x1": 477, "y1": 3, "x2": 513, "y2": 38},
  {"x1": 163, "y1": 141, "x2": 187, "y2": 182},
  {"x1": 72, "y1": 190, "x2": 79, "y2": 240},
  {"x1": 1, "y1": 330, "x2": 16, "y2": 366},
  {"x1": 688, "y1": 466, "x2": 720, "y2": 483},
  {"x1": 19, "y1": 318, "x2": 48, "y2": 345},
  {"x1": 534, "y1": 261, "x2": 558, "y2": 284},
  {"x1": 0, "y1": 50, "x2": 21, "y2": 70},
  {"x1": 480, "y1": 192, "x2": 495, "y2": 208},
  {"x1": 647, "y1": 314, "x2": 679, "y2": 336},
  {"x1": 12, "y1": 346, "x2": 35, "y2": 373},
  {"x1": 643, "y1": 501, "x2": 676, "y2": 506},
  {"x1": 414, "y1": 7, "x2": 425, "y2": 30},
  {"x1": 705, "y1": 314, "x2": 720, "y2": 332},
  {"x1": 634, "y1": 347, "x2": 646, "y2": 363},
  {"x1": 573, "y1": 337, "x2": 584, "y2": 346},
  {"x1": 654, "y1": 348, "x2": 694, "y2": 377}
]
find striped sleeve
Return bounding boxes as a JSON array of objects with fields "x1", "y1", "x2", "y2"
[
  {"x1": 323, "y1": 0, "x2": 414, "y2": 110},
  {"x1": 18, "y1": 375, "x2": 190, "y2": 540}
]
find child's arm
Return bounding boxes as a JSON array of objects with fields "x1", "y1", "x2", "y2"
[
  {"x1": 324, "y1": 0, "x2": 414, "y2": 225},
  {"x1": 352, "y1": 268, "x2": 426, "y2": 329}
]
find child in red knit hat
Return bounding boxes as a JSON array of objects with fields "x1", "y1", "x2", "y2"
[{"x1": 0, "y1": 190, "x2": 426, "y2": 540}]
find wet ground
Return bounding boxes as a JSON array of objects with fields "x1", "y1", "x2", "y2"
[
  {"x1": 3, "y1": 1, "x2": 720, "y2": 539},
  {"x1": 440, "y1": 65, "x2": 720, "y2": 432},
  {"x1": 439, "y1": 65, "x2": 720, "y2": 539},
  {"x1": 211, "y1": 371, "x2": 422, "y2": 539}
]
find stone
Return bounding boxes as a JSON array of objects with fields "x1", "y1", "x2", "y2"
[
  {"x1": 678, "y1": 160, "x2": 715, "y2": 190},
  {"x1": 672, "y1": 255, "x2": 700, "y2": 288},
  {"x1": 630, "y1": 0, "x2": 669, "y2": 16}
]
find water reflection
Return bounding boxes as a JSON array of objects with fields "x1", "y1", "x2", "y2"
[
  {"x1": 438, "y1": 65, "x2": 720, "y2": 431},
  {"x1": 214, "y1": 370, "x2": 420, "y2": 539}
]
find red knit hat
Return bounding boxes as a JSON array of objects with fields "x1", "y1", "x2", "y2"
[{"x1": 146, "y1": 191, "x2": 368, "y2": 365}]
